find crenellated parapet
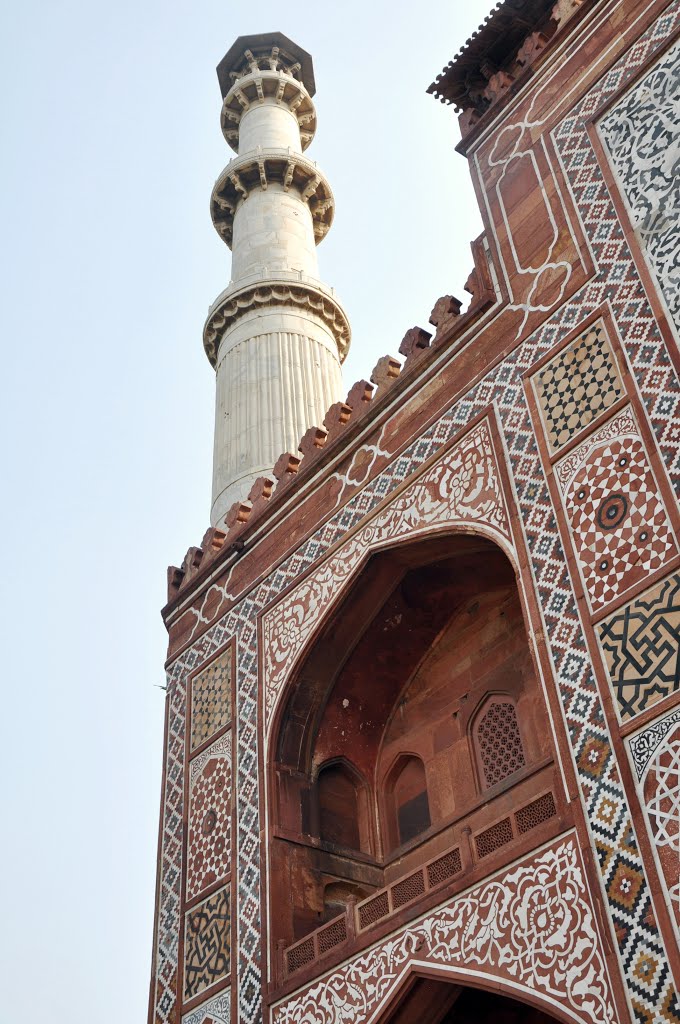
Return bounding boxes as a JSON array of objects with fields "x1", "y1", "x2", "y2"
[{"x1": 168, "y1": 234, "x2": 496, "y2": 601}]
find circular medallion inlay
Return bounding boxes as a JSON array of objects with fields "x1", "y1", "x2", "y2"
[
  {"x1": 596, "y1": 493, "x2": 629, "y2": 531},
  {"x1": 201, "y1": 809, "x2": 218, "y2": 836}
]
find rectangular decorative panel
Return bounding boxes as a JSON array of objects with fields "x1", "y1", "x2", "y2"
[
  {"x1": 184, "y1": 886, "x2": 231, "y2": 1002},
  {"x1": 628, "y1": 707, "x2": 680, "y2": 936},
  {"x1": 187, "y1": 733, "x2": 232, "y2": 902},
  {"x1": 190, "y1": 650, "x2": 232, "y2": 752},
  {"x1": 182, "y1": 992, "x2": 231, "y2": 1024},
  {"x1": 531, "y1": 320, "x2": 624, "y2": 453},
  {"x1": 555, "y1": 407, "x2": 677, "y2": 611},
  {"x1": 599, "y1": 38, "x2": 680, "y2": 336},
  {"x1": 597, "y1": 570, "x2": 680, "y2": 721}
]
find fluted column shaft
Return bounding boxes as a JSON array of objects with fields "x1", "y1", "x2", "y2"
[{"x1": 206, "y1": 38, "x2": 350, "y2": 526}]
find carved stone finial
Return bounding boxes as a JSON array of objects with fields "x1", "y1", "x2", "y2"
[
  {"x1": 429, "y1": 296, "x2": 463, "y2": 332},
  {"x1": 516, "y1": 31, "x2": 549, "y2": 67},
  {"x1": 298, "y1": 425, "x2": 328, "y2": 462},
  {"x1": 180, "y1": 545, "x2": 204, "y2": 584},
  {"x1": 345, "y1": 380, "x2": 374, "y2": 412},
  {"x1": 371, "y1": 355, "x2": 401, "y2": 393},
  {"x1": 464, "y1": 269, "x2": 479, "y2": 298},
  {"x1": 551, "y1": 0, "x2": 584, "y2": 28},
  {"x1": 167, "y1": 565, "x2": 185, "y2": 600},
  {"x1": 225, "y1": 500, "x2": 252, "y2": 531},
  {"x1": 247, "y1": 476, "x2": 274, "y2": 504},
  {"x1": 323, "y1": 400, "x2": 353, "y2": 442},
  {"x1": 200, "y1": 526, "x2": 228, "y2": 556},
  {"x1": 273, "y1": 452, "x2": 301, "y2": 485},
  {"x1": 399, "y1": 327, "x2": 432, "y2": 364},
  {"x1": 482, "y1": 70, "x2": 514, "y2": 104},
  {"x1": 459, "y1": 107, "x2": 482, "y2": 136}
]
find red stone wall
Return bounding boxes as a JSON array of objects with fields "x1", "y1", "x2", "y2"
[{"x1": 149, "y1": 3, "x2": 680, "y2": 1024}]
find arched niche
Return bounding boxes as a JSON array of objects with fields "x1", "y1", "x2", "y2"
[
  {"x1": 383, "y1": 753, "x2": 431, "y2": 852},
  {"x1": 314, "y1": 757, "x2": 372, "y2": 854},
  {"x1": 268, "y1": 532, "x2": 561, "y2": 951}
]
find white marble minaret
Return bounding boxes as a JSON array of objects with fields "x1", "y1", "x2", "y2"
[{"x1": 205, "y1": 33, "x2": 350, "y2": 526}]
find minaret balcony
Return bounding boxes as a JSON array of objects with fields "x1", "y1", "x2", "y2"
[
  {"x1": 210, "y1": 151, "x2": 334, "y2": 247},
  {"x1": 221, "y1": 69, "x2": 317, "y2": 150}
]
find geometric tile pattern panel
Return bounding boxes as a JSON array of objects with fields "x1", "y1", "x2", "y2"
[
  {"x1": 184, "y1": 886, "x2": 230, "y2": 1003},
  {"x1": 150, "y1": 10, "x2": 680, "y2": 1024},
  {"x1": 191, "y1": 651, "x2": 231, "y2": 753},
  {"x1": 597, "y1": 570, "x2": 680, "y2": 721},
  {"x1": 643, "y1": 724, "x2": 680, "y2": 931},
  {"x1": 599, "y1": 38, "x2": 680, "y2": 337},
  {"x1": 533, "y1": 321, "x2": 624, "y2": 453},
  {"x1": 272, "y1": 837, "x2": 616, "y2": 1024},
  {"x1": 556, "y1": 408, "x2": 677, "y2": 612},
  {"x1": 182, "y1": 991, "x2": 231, "y2": 1024},
  {"x1": 187, "y1": 733, "x2": 232, "y2": 903}
]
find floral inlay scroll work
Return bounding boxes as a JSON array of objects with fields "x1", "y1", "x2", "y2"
[{"x1": 272, "y1": 837, "x2": 616, "y2": 1024}]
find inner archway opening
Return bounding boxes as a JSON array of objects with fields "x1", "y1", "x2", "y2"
[
  {"x1": 384, "y1": 977, "x2": 565, "y2": 1024},
  {"x1": 269, "y1": 533, "x2": 566, "y2": 963}
]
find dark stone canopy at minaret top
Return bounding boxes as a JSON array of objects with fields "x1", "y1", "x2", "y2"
[{"x1": 216, "y1": 31, "x2": 316, "y2": 99}]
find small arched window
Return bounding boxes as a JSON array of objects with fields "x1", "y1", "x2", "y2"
[
  {"x1": 317, "y1": 763, "x2": 361, "y2": 850},
  {"x1": 389, "y1": 755, "x2": 431, "y2": 848},
  {"x1": 474, "y1": 696, "x2": 526, "y2": 789}
]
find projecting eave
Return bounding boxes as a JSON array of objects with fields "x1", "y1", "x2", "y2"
[
  {"x1": 217, "y1": 31, "x2": 315, "y2": 99},
  {"x1": 428, "y1": 0, "x2": 558, "y2": 110}
]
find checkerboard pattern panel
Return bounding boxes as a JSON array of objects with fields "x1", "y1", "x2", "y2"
[
  {"x1": 151, "y1": 8, "x2": 680, "y2": 1024},
  {"x1": 191, "y1": 652, "x2": 231, "y2": 752},
  {"x1": 533, "y1": 321, "x2": 624, "y2": 452},
  {"x1": 597, "y1": 570, "x2": 680, "y2": 722}
]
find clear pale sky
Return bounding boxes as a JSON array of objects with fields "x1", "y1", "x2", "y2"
[{"x1": 1, "y1": 0, "x2": 493, "y2": 1019}]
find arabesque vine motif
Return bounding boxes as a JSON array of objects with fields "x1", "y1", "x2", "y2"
[{"x1": 272, "y1": 838, "x2": 615, "y2": 1024}]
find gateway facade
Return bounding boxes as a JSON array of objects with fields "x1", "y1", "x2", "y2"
[{"x1": 149, "y1": 4, "x2": 680, "y2": 1023}]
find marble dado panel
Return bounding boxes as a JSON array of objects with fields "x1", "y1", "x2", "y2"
[
  {"x1": 532, "y1": 320, "x2": 625, "y2": 454},
  {"x1": 599, "y1": 37, "x2": 680, "y2": 338},
  {"x1": 187, "y1": 732, "x2": 232, "y2": 903},
  {"x1": 190, "y1": 651, "x2": 232, "y2": 753},
  {"x1": 272, "y1": 836, "x2": 616, "y2": 1024},
  {"x1": 555, "y1": 407, "x2": 677, "y2": 612},
  {"x1": 184, "y1": 885, "x2": 231, "y2": 1003},
  {"x1": 597, "y1": 570, "x2": 680, "y2": 722},
  {"x1": 262, "y1": 417, "x2": 511, "y2": 737},
  {"x1": 627, "y1": 707, "x2": 680, "y2": 937}
]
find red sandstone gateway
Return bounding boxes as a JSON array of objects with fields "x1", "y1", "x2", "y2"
[{"x1": 149, "y1": 3, "x2": 680, "y2": 1023}]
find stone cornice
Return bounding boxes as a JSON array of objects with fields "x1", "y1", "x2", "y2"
[
  {"x1": 203, "y1": 276, "x2": 351, "y2": 367},
  {"x1": 210, "y1": 150, "x2": 334, "y2": 247}
]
